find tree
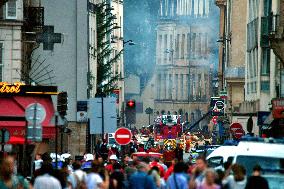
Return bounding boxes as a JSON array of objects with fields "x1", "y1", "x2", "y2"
[{"x1": 95, "y1": 2, "x2": 123, "y2": 96}]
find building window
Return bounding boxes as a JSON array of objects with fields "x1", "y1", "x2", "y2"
[
  {"x1": 192, "y1": 33, "x2": 196, "y2": 58},
  {"x1": 0, "y1": 43, "x2": 3, "y2": 81},
  {"x1": 176, "y1": 34, "x2": 180, "y2": 59},
  {"x1": 164, "y1": 34, "x2": 168, "y2": 61},
  {"x1": 261, "y1": 81, "x2": 270, "y2": 92},
  {"x1": 6, "y1": 0, "x2": 17, "y2": 19},
  {"x1": 261, "y1": 48, "x2": 270, "y2": 75},
  {"x1": 187, "y1": 33, "x2": 191, "y2": 59},
  {"x1": 181, "y1": 34, "x2": 185, "y2": 59}
]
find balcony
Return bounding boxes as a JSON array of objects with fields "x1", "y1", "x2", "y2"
[{"x1": 225, "y1": 67, "x2": 245, "y2": 80}]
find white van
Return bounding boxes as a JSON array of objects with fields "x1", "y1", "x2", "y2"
[
  {"x1": 232, "y1": 138, "x2": 284, "y2": 175},
  {"x1": 206, "y1": 145, "x2": 238, "y2": 169}
]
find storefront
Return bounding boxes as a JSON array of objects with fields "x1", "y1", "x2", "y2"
[
  {"x1": 259, "y1": 98, "x2": 284, "y2": 138},
  {"x1": 0, "y1": 82, "x2": 57, "y2": 141}
]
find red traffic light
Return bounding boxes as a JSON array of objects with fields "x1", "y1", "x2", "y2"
[{"x1": 127, "y1": 100, "x2": 135, "y2": 108}]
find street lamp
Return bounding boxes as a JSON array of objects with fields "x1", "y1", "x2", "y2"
[{"x1": 145, "y1": 107, "x2": 153, "y2": 125}]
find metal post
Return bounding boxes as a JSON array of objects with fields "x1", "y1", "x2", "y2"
[
  {"x1": 148, "y1": 113, "x2": 151, "y2": 125},
  {"x1": 101, "y1": 96, "x2": 104, "y2": 139},
  {"x1": 60, "y1": 129, "x2": 63, "y2": 154},
  {"x1": 55, "y1": 115, "x2": 58, "y2": 169}
]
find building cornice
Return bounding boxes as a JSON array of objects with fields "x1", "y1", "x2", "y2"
[{"x1": 0, "y1": 20, "x2": 23, "y2": 26}]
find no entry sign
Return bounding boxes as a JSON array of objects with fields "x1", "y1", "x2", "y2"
[
  {"x1": 230, "y1": 122, "x2": 245, "y2": 139},
  {"x1": 114, "y1": 127, "x2": 132, "y2": 145}
]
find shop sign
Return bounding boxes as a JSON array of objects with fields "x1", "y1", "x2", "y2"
[
  {"x1": 0, "y1": 82, "x2": 58, "y2": 96},
  {"x1": 272, "y1": 98, "x2": 284, "y2": 119}
]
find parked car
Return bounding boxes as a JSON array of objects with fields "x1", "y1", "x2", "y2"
[
  {"x1": 206, "y1": 145, "x2": 238, "y2": 169},
  {"x1": 232, "y1": 137, "x2": 284, "y2": 175},
  {"x1": 131, "y1": 152, "x2": 163, "y2": 162}
]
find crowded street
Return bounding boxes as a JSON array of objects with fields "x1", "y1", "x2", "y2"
[{"x1": 1, "y1": 0, "x2": 284, "y2": 188}]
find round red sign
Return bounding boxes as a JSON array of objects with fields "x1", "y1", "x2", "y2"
[
  {"x1": 230, "y1": 122, "x2": 243, "y2": 133},
  {"x1": 233, "y1": 128, "x2": 245, "y2": 139},
  {"x1": 114, "y1": 127, "x2": 132, "y2": 145}
]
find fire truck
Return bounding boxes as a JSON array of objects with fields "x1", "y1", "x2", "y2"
[{"x1": 148, "y1": 114, "x2": 184, "y2": 164}]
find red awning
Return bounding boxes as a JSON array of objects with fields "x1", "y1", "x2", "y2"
[
  {"x1": 0, "y1": 96, "x2": 55, "y2": 139},
  {"x1": 7, "y1": 136, "x2": 28, "y2": 144}
]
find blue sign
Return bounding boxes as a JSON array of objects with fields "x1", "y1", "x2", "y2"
[{"x1": 257, "y1": 111, "x2": 270, "y2": 125}]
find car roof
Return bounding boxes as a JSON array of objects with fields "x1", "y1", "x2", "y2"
[
  {"x1": 235, "y1": 141, "x2": 284, "y2": 157},
  {"x1": 206, "y1": 146, "x2": 238, "y2": 160}
]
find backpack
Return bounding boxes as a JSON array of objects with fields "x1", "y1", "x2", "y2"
[{"x1": 74, "y1": 173, "x2": 87, "y2": 189}]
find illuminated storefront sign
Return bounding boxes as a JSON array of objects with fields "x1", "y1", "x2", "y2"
[
  {"x1": 0, "y1": 82, "x2": 58, "y2": 96},
  {"x1": 0, "y1": 82, "x2": 23, "y2": 93}
]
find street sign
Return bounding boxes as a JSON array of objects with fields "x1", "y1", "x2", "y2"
[
  {"x1": 233, "y1": 128, "x2": 245, "y2": 139},
  {"x1": 114, "y1": 127, "x2": 132, "y2": 145},
  {"x1": 230, "y1": 122, "x2": 245, "y2": 139},
  {"x1": 25, "y1": 103, "x2": 46, "y2": 124},
  {"x1": 230, "y1": 122, "x2": 243, "y2": 133},
  {"x1": 0, "y1": 129, "x2": 10, "y2": 144},
  {"x1": 89, "y1": 97, "x2": 117, "y2": 134},
  {"x1": 27, "y1": 124, "x2": 42, "y2": 142}
]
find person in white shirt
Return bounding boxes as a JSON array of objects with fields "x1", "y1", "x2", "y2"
[
  {"x1": 34, "y1": 162, "x2": 62, "y2": 189},
  {"x1": 85, "y1": 160, "x2": 104, "y2": 189}
]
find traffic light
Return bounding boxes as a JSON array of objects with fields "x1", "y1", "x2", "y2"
[
  {"x1": 57, "y1": 92, "x2": 68, "y2": 117},
  {"x1": 126, "y1": 99, "x2": 136, "y2": 108},
  {"x1": 125, "y1": 100, "x2": 136, "y2": 124}
]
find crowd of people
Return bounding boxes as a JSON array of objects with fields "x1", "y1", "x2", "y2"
[{"x1": 0, "y1": 151, "x2": 270, "y2": 189}]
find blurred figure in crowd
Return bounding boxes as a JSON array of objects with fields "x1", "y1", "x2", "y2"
[
  {"x1": 197, "y1": 168, "x2": 220, "y2": 189},
  {"x1": 0, "y1": 155, "x2": 30, "y2": 189},
  {"x1": 128, "y1": 162, "x2": 156, "y2": 189},
  {"x1": 189, "y1": 156, "x2": 208, "y2": 189},
  {"x1": 222, "y1": 164, "x2": 247, "y2": 189},
  {"x1": 164, "y1": 158, "x2": 178, "y2": 181},
  {"x1": 109, "y1": 162, "x2": 125, "y2": 189},
  {"x1": 34, "y1": 162, "x2": 62, "y2": 189},
  {"x1": 167, "y1": 162, "x2": 189, "y2": 189},
  {"x1": 245, "y1": 165, "x2": 269, "y2": 189}
]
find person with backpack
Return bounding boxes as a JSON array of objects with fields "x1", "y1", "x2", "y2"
[{"x1": 68, "y1": 161, "x2": 87, "y2": 189}]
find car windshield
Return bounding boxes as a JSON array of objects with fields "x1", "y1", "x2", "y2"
[
  {"x1": 263, "y1": 174, "x2": 284, "y2": 189},
  {"x1": 208, "y1": 156, "x2": 223, "y2": 168},
  {"x1": 236, "y1": 156, "x2": 284, "y2": 175}
]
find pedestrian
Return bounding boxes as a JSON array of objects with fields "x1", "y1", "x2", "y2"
[
  {"x1": 166, "y1": 162, "x2": 189, "y2": 189},
  {"x1": 197, "y1": 168, "x2": 220, "y2": 189},
  {"x1": 105, "y1": 154, "x2": 119, "y2": 174},
  {"x1": 85, "y1": 160, "x2": 109, "y2": 189},
  {"x1": 34, "y1": 162, "x2": 62, "y2": 189},
  {"x1": 128, "y1": 162, "x2": 157, "y2": 189},
  {"x1": 0, "y1": 155, "x2": 30, "y2": 189},
  {"x1": 149, "y1": 167, "x2": 166, "y2": 189},
  {"x1": 189, "y1": 156, "x2": 208, "y2": 189},
  {"x1": 245, "y1": 165, "x2": 269, "y2": 189},
  {"x1": 69, "y1": 161, "x2": 87, "y2": 189},
  {"x1": 222, "y1": 164, "x2": 247, "y2": 189},
  {"x1": 109, "y1": 162, "x2": 125, "y2": 189},
  {"x1": 164, "y1": 158, "x2": 178, "y2": 181}
]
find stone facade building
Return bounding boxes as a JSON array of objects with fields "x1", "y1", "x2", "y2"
[
  {"x1": 0, "y1": 0, "x2": 23, "y2": 83},
  {"x1": 153, "y1": 0, "x2": 219, "y2": 124}
]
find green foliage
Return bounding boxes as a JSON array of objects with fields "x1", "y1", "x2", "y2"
[{"x1": 94, "y1": 2, "x2": 122, "y2": 96}]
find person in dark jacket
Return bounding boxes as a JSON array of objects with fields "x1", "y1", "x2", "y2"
[{"x1": 245, "y1": 165, "x2": 269, "y2": 189}]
